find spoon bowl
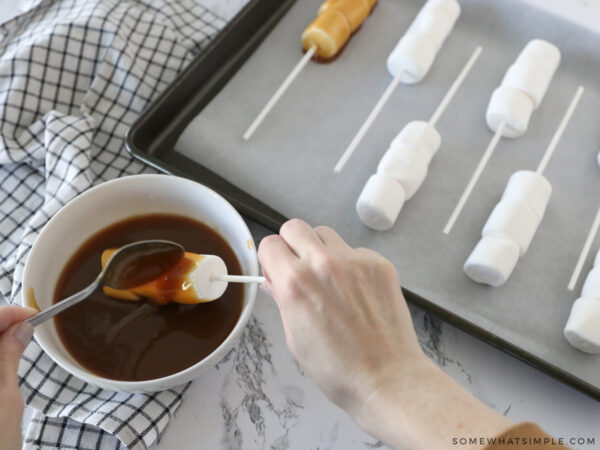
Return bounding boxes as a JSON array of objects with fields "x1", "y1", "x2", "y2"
[
  {"x1": 103, "y1": 240, "x2": 184, "y2": 290},
  {"x1": 27, "y1": 240, "x2": 184, "y2": 327}
]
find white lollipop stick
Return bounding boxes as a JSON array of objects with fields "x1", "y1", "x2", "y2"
[
  {"x1": 334, "y1": 70, "x2": 405, "y2": 173},
  {"x1": 243, "y1": 45, "x2": 317, "y2": 140},
  {"x1": 429, "y1": 46, "x2": 483, "y2": 127},
  {"x1": 445, "y1": 86, "x2": 583, "y2": 236},
  {"x1": 568, "y1": 206, "x2": 600, "y2": 291},
  {"x1": 536, "y1": 86, "x2": 584, "y2": 175},
  {"x1": 213, "y1": 274, "x2": 266, "y2": 284},
  {"x1": 443, "y1": 121, "x2": 506, "y2": 235}
]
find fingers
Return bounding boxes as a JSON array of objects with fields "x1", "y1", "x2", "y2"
[
  {"x1": 279, "y1": 219, "x2": 324, "y2": 258},
  {"x1": 314, "y1": 226, "x2": 352, "y2": 252},
  {"x1": 0, "y1": 306, "x2": 37, "y2": 333},
  {"x1": 0, "y1": 307, "x2": 38, "y2": 383},
  {"x1": 260, "y1": 220, "x2": 353, "y2": 305},
  {"x1": 0, "y1": 321, "x2": 34, "y2": 385},
  {"x1": 258, "y1": 234, "x2": 298, "y2": 283}
]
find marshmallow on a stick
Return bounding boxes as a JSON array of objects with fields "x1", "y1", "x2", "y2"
[
  {"x1": 244, "y1": 0, "x2": 378, "y2": 139},
  {"x1": 464, "y1": 171, "x2": 551, "y2": 286},
  {"x1": 101, "y1": 249, "x2": 229, "y2": 304},
  {"x1": 303, "y1": 0, "x2": 377, "y2": 59},
  {"x1": 564, "y1": 248, "x2": 600, "y2": 354},
  {"x1": 356, "y1": 122, "x2": 440, "y2": 230},
  {"x1": 487, "y1": 40, "x2": 561, "y2": 138},
  {"x1": 387, "y1": 0, "x2": 461, "y2": 83}
]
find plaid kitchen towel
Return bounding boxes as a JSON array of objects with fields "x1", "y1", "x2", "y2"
[{"x1": 0, "y1": 0, "x2": 227, "y2": 448}]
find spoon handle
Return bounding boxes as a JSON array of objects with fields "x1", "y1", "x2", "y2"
[
  {"x1": 213, "y1": 275, "x2": 266, "y2": 284},
  {"x1": 27, "y1": 280, "x2": 100, "y2": 327}
]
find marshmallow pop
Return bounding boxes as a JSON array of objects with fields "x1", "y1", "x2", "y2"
[
  {"x1": 565, "y1": 245, "x2": 600, "y2": 354},
  {"x1": 101, "y1": 249, "x2": 265, "y2": 303},
  {"x1": 243, "y1": 0, "x2": 378, "y2": 140}
]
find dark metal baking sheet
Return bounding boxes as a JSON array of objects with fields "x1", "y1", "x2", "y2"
[
  {"x1": 126, "y1": 0, "x2": 291, "y2": 231},
  {"x1": 126, "y1": 0, "x2": 600, "y2": 401}
]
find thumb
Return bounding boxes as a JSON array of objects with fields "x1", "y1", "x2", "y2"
[{"x1": 0, "y1": 321, "x2": 33, "y2": 384}]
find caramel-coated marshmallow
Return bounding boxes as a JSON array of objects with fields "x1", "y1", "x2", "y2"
[{"x1": 302, "y1": 0, "x2": 376, "y2": 59}]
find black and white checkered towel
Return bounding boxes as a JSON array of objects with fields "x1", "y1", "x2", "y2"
[{"x1": 0, "y1": 0, "x2": 226, "y2": 448}]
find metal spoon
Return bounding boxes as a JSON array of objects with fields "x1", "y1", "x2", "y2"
[{"x1": 27, "y1": 240, "x2": 184, "y2": 327}]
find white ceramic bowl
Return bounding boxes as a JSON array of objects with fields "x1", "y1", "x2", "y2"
[{"x1": 22, "y1": 174, "x2": 258, "y2": 393}]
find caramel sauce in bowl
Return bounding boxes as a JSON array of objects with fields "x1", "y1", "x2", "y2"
[{"x1": 22, "y1": 175, "x2": 258, "y2": 393}]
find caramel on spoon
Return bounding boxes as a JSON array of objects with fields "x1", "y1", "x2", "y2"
[{"x1": 27, "y1": 240, "x2": 184, "y2": 327}]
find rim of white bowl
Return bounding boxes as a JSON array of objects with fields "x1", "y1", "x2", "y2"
[{"x1": 23, "y1": 174, "x2": 258, "y2": 389}]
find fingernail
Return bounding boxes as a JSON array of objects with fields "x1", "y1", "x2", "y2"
[
  {"x1": 23, "y1": 306, "x2": 39, "y2": 315},
  {"x1": 13, "y1": 322, "x2": 34, "y2": 347},
  {"x1": 259, "y1": 284, "x2": 273, "y2": 299}
]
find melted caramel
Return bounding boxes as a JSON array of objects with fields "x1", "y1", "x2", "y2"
[
  {"x1": 53, "y1": 214, "x2": 244, "y2": 381},
  {"x1": 101, "y1": 250, "x2": 205, "y2": 305},
  {"x1": 26, "y1": 287, "x2": 40, "y2": 313}
]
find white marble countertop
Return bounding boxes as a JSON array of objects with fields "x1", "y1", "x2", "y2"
[{"x1": 3, "y1": 0, "x2": 599, "y2": 448}]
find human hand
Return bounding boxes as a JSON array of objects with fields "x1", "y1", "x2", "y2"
[
  {"x1": 258, "y1": 219, "x2": 512, "y2": 449},
  {"x1": 0, "y1": 306, "x2": 36, "y2": 450},
  {"x1": 258, "y1": 219, "x2": 422, "y2": 417}
]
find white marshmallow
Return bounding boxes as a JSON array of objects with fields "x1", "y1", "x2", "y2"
[
  {"x1": 520, "y1": 39, "x2": 561, "y2": 79},
  {"x1": 486, "y1": 85, "x2": 535, "y2": 138},
  {"x1": 420, "y1": 0, "x2": 461, "y2": 22},
  {"x1": 387, "y1": 0, "x2": 460, "y2": 83},
  {"x1": 390, "y1": 121, "x2": 441, "y2": 164},
  {"x1": 502, "y1": 59, "x2": 553, "y2": 109},
  {"x1": 378, "y1": 146, "x2": 429, "y2": 199},
  {"x1": 582, "y1": 266, "x2": 600, "y2": 299},
  {"x1": 387, "y1": 32, "x2": 437, "y2": 84},
  {"x1": 356, "y1": 173, "x2": 406, "y2": 231},
  {"x1": 564, "y1": 297, "x2": 600, "y2": 354},
  {"x1": 482, "y1": 199, "x2": 540, "y2": 256},
  {"x1": 502, "y1": 170, "x2": 552, "y2": 219},
  {"x1": 411, "y1": 9, "x2": 457, "y2": 51},
  {"x1": 190, "y1": 255, "x2": 229, "y2": 301},
  {"x1": 464, "y1": 236, "x2": 520, "y2": 287}
]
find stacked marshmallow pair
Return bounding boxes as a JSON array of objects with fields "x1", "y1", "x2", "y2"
[
  {"x1": 464, "y1": 171, "x2": 552, "y2": 287},
  {"x1": 356, "y1": 122, "x2": 440, "y2": 230},
  {"x1": 564, "y1": 249, "x2": 600, "y2": 354},
  {"x1": 387, "y1": 0, "x2": 460, "y2": 83},
  {"x1": 486, "y1": 39, "x2": 561, "y2": 138}
]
